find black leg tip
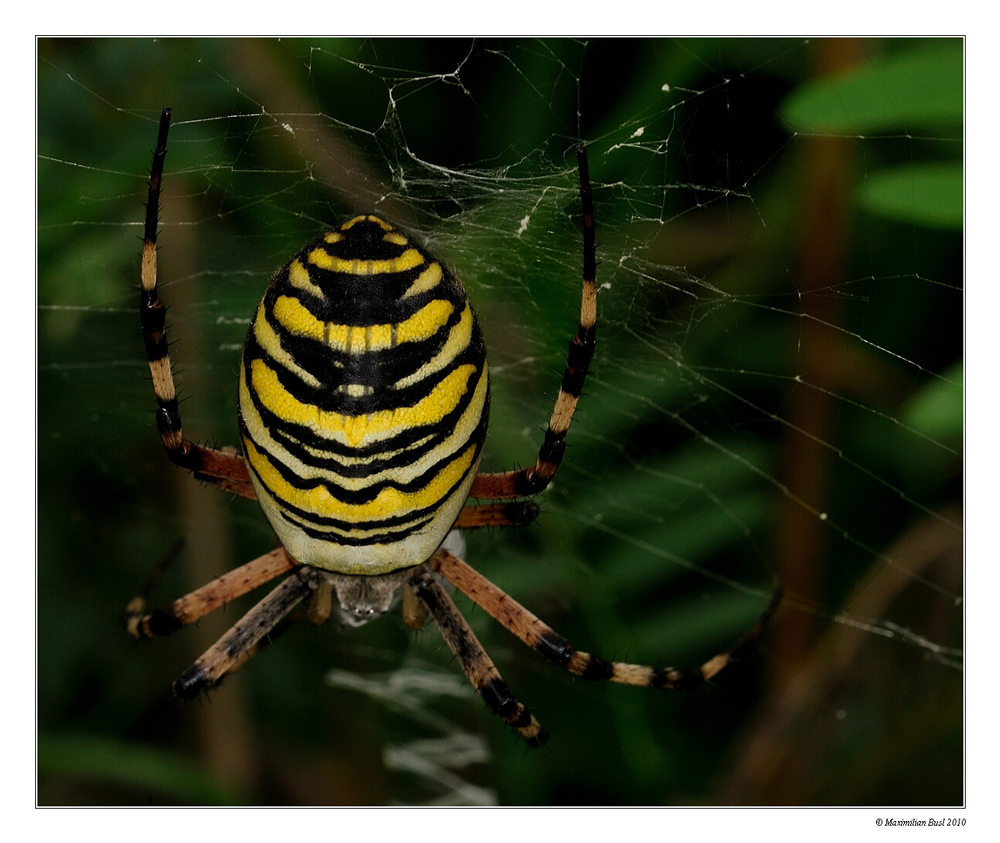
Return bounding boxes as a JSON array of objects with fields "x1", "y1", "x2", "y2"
[
  {"x1": 526, "y1": 728, "x2": 549, "y2": 749},
  {"x1": 173, "y1": 664, "x2": 213, "y2": 700}
]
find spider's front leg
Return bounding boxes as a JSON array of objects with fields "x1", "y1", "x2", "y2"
[
  {"x1": 124, "y1": 547, "x2": 296, "y2": 640},
  {"x1": 172, "y1": 567, "x2": 322, "y2": 699},
  {"x1": 409, "y1": 568, "x2": 547, "y2": 747},
  {"x1": 124, "y1": 542, "x2": 309, "y2": 698},
  {"x1": 429, "y1": 548, "x2": 782, "y2": 691}
]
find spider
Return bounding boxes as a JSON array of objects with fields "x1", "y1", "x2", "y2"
[{"x1": 126, "y1": 108, "x2": 781, "y2": 746}]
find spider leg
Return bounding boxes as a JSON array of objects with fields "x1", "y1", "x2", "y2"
[
  {"x1": 401, "y1": 582, "x2": 428, "y2": 630},
  {"x1": 471, "y1": 147, "x2": 596, "y2": 501},
  {"x1": 453, "y1": 501, "x2": 540, "y2": 529},
  {"x1": 409, "y1": 569, "x2": 547, "y2": 747},
  {"x1": 125, "y1": 547, "x2": 296, "y2": 639},
  {"x1": 140, "y1": 106, "x2": 256, "y2": 501},
  {"x1": 429, "y1": 548, "x2": 782, "y2": 690},
  {"x1": 173, "y1": 567, "x2": 320, "y2": 699}
]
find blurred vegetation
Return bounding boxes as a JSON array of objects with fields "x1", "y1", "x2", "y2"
[{"x1": 38, "y1": 38, "x2": 962, "y2": 806}]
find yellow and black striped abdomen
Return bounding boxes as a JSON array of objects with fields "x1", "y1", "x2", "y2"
[{"x1": 239, "y1": 215, "x2": 489, "y2": 575}]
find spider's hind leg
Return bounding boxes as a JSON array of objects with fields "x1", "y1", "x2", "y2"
[
  {"x1": 454, "y1": 501, "x2": 540, "y2": 529},
  {"x1": 470, "y1": 147, "x2": 597, "y2": 502},
  {"x1": 139, "y1": 107, "x2": 257, "y2": 502}
]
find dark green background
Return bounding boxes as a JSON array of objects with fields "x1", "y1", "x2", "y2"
[{"x1": 38, "y1": 38, "x2": 962, "y2": 805}]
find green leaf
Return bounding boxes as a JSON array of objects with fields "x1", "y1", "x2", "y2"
[
  {"x1": 38, "y1": 733, "x2": 246, "y2": 805},
  {"x1": 901, "y1": 362, "x2": 963, "y2": 441},
  {"x1": 629, "y1": 587, "x2": 774, "y2": 656},
  {"x1": 599, "y1": 490, "x2": 771, "y2": 599},
  {"x1": 860, "y1": 162, "x2": 963, "y2": 230},
  {"x1": 781, "y1": 41, "x2": 963, "y2": 133}
]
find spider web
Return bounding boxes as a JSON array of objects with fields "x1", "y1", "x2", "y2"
[{"x1": 37, "y1": 38, "x2": 963, "y2": 807}]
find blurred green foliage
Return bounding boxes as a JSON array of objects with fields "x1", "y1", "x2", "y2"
[{"x1": 38, "y1": 38, "x2": 962, "y2": 806}]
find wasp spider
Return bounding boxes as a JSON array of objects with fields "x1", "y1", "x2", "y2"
[{"x1": 126, "y1": 108, "x2": 781, "y2": 746}]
